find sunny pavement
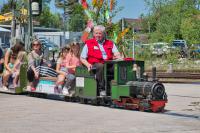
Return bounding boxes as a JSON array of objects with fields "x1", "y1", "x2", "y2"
[{"x1": 0, "y1": 83, "x2": 199, "y2": 133}]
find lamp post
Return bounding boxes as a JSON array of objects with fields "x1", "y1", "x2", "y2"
[
  {"x1": 56, "y1": 0, "x2": 69, "y2": 48},
  {"x1": 148, "y1": 21, "x2": 151, "y2": 34},
  {"x1": 11, "y1": 0, "x2": 16, "y2": 46},
  {"x1": 27, "y1": 0, "x2": 42, "y2": 50},
  {"x1": 63, "y1": 2, "x2": 68, "y2": 48},
  {"x1": 132, "y1": 27, "x2": 135, "y2": 59},
  {"x1": 27, "y1": 0, "x2": 33, "y2": 50}
]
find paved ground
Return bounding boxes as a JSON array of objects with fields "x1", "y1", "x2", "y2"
[{"x1": 0, "y1": 83, "x2": 200, "y2": 133}]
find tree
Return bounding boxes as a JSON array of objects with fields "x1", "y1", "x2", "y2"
[
  {"x1": 0, "y1": 0, "x2": 14, "y2": 14},
  {"x1": 68, "y1": 4, "x2": 87, "y2": 31},
  {"x1": 143, "y1": 0, "x2": 200, "y2": 45},
  {"x1": 34, "y1": 5, "x2": 62, "y2": 28},
  {"x1": 55, "y1": 0, "x2": 82, "y2": 31}
]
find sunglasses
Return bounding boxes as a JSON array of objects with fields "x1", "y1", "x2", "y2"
[{"x1": 33, "y1": 43, "x2": 40, "y2": 46}]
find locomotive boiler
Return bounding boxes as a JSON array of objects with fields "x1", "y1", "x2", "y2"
[{"x1": 126, "y1": 81, "x2": 167, "y2": 100}]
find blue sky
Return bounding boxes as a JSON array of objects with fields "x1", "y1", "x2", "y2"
[
  {"x1": 113, "y1": 0, "x2": 148, "y2": 21},
  {"x1": 50, "y1": 0, "x2": 148, "y2": 22}
]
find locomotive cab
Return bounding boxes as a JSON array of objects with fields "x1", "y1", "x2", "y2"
[
  {"x1": 104, "y1": 59, "x2": 144, "y2": 96},
  {"x1": 75, "y1": 59, "x2": 145, "y2": 103}
]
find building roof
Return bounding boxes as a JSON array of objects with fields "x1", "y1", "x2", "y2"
[
  {"x1": 122, "y1": 18, "x2": 143, "y2": 31},
  {"x1": 0, "y1": 15, "x2": 5, "y2": 20},
  {"x1": 124, "y1": 18, "x2": 143, "y2": 23},
  {"x1": 0, "y1": 27, "x2": 10, "y2": 32}
]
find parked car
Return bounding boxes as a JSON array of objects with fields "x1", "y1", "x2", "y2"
[
  {"x1": 172, "y1": 40, "x2": 188, "y2": 58},
  {"x1": 48, "y1": 42, "x2": 59, "y2": 51},
  {"x1": 190, "y1": 44, "x2": 200, "y2": 58},
  {"x1": 1, "y1": 42, "x2": 10, "y2": 49},
  {"x1": 38, "y1": 38, "x2": 58, "y2": 51},
  {"x1": 151, "y1": 42, "x2": 170, "y2": 56}
]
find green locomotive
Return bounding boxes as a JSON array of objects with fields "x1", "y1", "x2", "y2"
[{"x1": 75, "y1": 59, "x2": 167, "y2": 112}]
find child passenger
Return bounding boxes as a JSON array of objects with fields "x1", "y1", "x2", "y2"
[
  {"x1": 55, "y1": 46, "x2": 71, "y2": 94},
  {"x1": 12, "y1": 51, "x2": 26, "y2": 88},
  {"x1": 55, "y1": 43, "x2": 81, "y2": 95},
  {"x1": 63, "y1": 42, "x2": 81, "y2": 95}
]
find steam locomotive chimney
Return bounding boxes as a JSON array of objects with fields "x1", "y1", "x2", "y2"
[{"x1": 152, "y1": 67, "x2": 157, "y2": 81}]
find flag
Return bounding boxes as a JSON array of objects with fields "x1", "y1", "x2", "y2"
[
  {"x1": 81, "y1": 0, "x2": 88, "y2": 9},
  {"x1": 117, "y1": 28, "x2": 129, "y2": 44},
  {"x1": 110, "y1": 0, "x2": 114, "y2": 11},
  {"x1": 92, "y1": 0, "x2": 97, "y2": 7}
]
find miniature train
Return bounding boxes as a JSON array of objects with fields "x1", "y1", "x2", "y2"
[{"x1": 0, "y1": 58, "x2": 167, "y2": 112}]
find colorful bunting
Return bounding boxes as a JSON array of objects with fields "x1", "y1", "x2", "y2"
[
  {"x1": 81, "y1": 32, "x2": 89, "y2": 43},
  {"x1": 116, "y1": 28, "x2": 129, "y2": 44},
  {"x1": 113, "y1": 31, "x2": 118, "y2": 44},
  {"x1": 98, "y1": 0, "x2": 104, "y2": 8},
  {"x1": 85, "y1": 10, "x2": 92, "y2": 20},
  {"x1": 92, "y1": 0, "x2": 97, "y2": 7},
  {"x1": 81, "y1": 0, "x2": 88, "y2": 9},
  {"x1": 110, "y1": 0, "x2": 114, "y2": 11},
  {"x1": 105, "y1": 1, "x2": 110, "y2": 21}
]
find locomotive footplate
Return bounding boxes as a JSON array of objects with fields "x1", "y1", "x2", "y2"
[{"x1": 112, "y1": 97, "x2": 167, "y2": 112}]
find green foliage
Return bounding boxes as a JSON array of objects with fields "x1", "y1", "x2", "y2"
[
  {"x1": 55, "y1": 0, "x2": 83, "y2": 31},
  {"x1": 165, "y1": 51, "x2": 179, "y2": 64},
  {"x1": 135, "y1": 45, "x2": 152, "y2": 61},
  {"x1": 144, "y1": 0, "x2": 200, "y2": 45},
  {"x1": 68, "y1": 4, "x2": 87, "y2": 32},
  {"x1": 181, "y1": 16, "x2": 200, "y2": 46},
  {"x1": 34, "y1": 6, "x2": 62, "y2": 28},
  {"x1": 0, "y1": 0, "x2": 13, "y2": 14}
]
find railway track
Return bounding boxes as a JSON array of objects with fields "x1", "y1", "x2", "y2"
[{"x1": 146, "y1": 72, "x2": 200, "y2": 83}]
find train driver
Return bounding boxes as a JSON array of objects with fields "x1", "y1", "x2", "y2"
[{"x1": 80, "y1": 25, "x2": 121, "y2": 96}]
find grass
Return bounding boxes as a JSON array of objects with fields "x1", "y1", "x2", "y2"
[{"x1": 145, "y1": 58, "x2": 200, "y2": 72}]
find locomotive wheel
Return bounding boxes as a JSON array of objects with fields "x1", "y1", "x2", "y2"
[
  {"x1": 80, "y1": 98, "x2": 88, "y2": 104},
  {"x1": 139, "y1": 106, "x2": 145, "y2": 112},
  {"x1": 91, "y1": 99, "x2": 100, "y2": 106},
  {"x1": 71, "y1": 97, "x2": 77, "y2": 102},
  {"x1": 157, "y1": 106, "x2": 165, "y2": 113},
  {"x1": 64, "y1": 96, "x2": 71, "y2": 102},
  {"x1": 102, "y1": 99, "x2": 111, "y2": 106}
]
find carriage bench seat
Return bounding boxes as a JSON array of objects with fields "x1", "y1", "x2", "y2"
[
  {"x1": 31, "y1": 77, "x2": 57, "y2": 94},
  {"x1": 40, "y1": 77, "x2": 57, "y2": 81}
]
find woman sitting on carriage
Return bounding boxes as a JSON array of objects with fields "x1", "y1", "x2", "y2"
[
  {"x1": 2, "y1": 41, "x2": 26, "y2": 90},
  {"x1": 27, "y1": 39, "x2": 57, "y2": 91}
]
